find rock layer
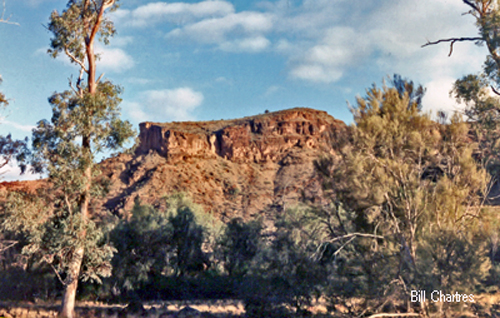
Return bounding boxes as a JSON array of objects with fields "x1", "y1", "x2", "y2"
[{"x1": 136, "y1": 108, "x2": 342, "y2": 163}]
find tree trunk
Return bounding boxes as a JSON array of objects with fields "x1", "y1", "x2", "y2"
[
  {"x1": 59, "y1": 246, "x2": 84, "y2": 318},
  {"x1": 58, "y1": 2, "x2": 107, "y2": 316}
]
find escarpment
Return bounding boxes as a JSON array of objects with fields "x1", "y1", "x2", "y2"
[
  {"x1": 99, "y1": 108, "x2": 347, "y2": 220},
  {"x1": 136, "y1": 108, "x2": 343, "y2": 163},
  {"x1": 1, "y1": 108, "x2": 348, "y2": 221}
]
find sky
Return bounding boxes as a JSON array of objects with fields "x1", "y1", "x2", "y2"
[{"x1": 0, "y1": 0, "x2": 489, "y2": 180}]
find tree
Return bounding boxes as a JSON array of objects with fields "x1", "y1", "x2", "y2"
[
  {"x1": 219, "y1": 217, "x2": 262, "y2": 277},
  {"x1": 423, "y1": 1, "x2": 500, "y2": 176},
  {"x1": 2, "y1": 0, "x2": 134, "y2": 317},
  {"x1": 0, "y1": 76, "x2": 7, "y2": 108},
  {"x1": 0, "y1": 1, "x2": 28, "y2": 258},
  {"x1": 110, "y1": 199, "x2": 171, "y2": 298},
  {"x1": 109, "y1": 194, "x2": 220, "y2": 299},
  {"x1": 316, "y1": 79, "x2": 490, "y2": 314},
  {"x1": 422, "y1": 1, "x2": 500, "y2": 94},
  {"x1": 423, "y1": 1, "x2": 500, "y2": 280}
]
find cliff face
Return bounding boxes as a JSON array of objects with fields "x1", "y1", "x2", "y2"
[
  {"x1": 1, "y1": 108, "x2": 347, "y2": 221},
  {"x1": 100, "y1": 108, "x2": 346, "y2": 220},
  {"x1": 136, "y1": 108, "x2": 341, "y2": 163}
]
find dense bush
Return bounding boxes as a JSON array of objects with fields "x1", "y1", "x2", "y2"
[{"x1": 105, "y1": 193, "x2": 223, "y2": 301}]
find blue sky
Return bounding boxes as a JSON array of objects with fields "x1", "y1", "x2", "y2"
[{"x1": 0, "y1": 0, "x2": 489, "y2": 180}]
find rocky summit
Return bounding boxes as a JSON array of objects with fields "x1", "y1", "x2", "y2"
[{"x1": 1, "y1": 108, "x2": 347, "y2": 221}]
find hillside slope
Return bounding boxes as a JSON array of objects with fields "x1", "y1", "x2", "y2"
[
  {"x1": 101, "y1": 108, "x2": 346, "y2": 220},
  {"x1": 0, "y1": 108, "x2": 347, "y2": 221}
]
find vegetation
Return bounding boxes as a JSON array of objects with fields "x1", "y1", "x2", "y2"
[
  {"x1": 2, "y1": 0, "x2": 500, "y2": 318},
  {"x1": 316, "y1": 79, "x2": 492, "y2": 315},
  {"x1": 1, "y1": 0, "x2": 134, "y2": 317}
]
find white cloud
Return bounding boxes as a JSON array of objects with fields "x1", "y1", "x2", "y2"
[
  {"x1": 219, "y1": 36, "x2": 271, "y2": 53},
  {"x1": 118, "y1": 0, "x2": 488, "y2": 93},
  {"x1": 111, "y1": 36, "x2": 135, "y2": 47},
  {"x1": 291, "y1": 64, "x2": 342, "y2": 83},
  {"x1": 96, "y1": 47, "x2": 135, "y2": 73},
  {"x1": 422, "y1": 76, "x2": 461, "y2": 117},
  {"x1": 0, "y1": 163, "x2": 42, "y2": 182},
  {"x1": 263, "y1": 0, "x2": 486, "y2": 86},
  {"x1": 114, "y1": 1, "x2": 235, "y2": 27},
  {"x1": 35, "y1": 45, "x2": 135, "y2": 74},
  {"x1": 0, "y1": 120, "x2": 35, "y2": 132},
  {"x1": 126, "y1": 87, "x2": 204, "y2": 122},
  {"x1": 126, "y1": 77, "x2": 153, "y2": 85},
  {"x1": 25, "y1": 0, "x2": 58, "y2": 8},
  {"x1": 167, "y1": 11, "x2": 273, "y2": 52},
  {"x1": 117, "y1": 1, "x2": 273, "y2": 53},
  {"x1": 289, "y1": 27, "x2": 371, "y2": 83},
  {"x1": 264, "y1": 85, "x2": 282, "y2": 97}
]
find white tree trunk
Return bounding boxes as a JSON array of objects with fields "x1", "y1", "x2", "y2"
[{"x1": 59, "y1": 246, "x2": 84, "y2": 318}]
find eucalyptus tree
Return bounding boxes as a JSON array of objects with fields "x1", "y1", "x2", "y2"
[
  {"x1": 2, "y1": 0, "x2": 134, "y2": 317},
  {"x1": 423, "y1": 0, "x2": 500, "y2": 177}
]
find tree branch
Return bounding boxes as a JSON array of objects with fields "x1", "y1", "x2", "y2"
[
  {"x1": 328, "y1": 232, "x2": 385, "y2": 243},
  {"x1": 462, "y1": 0, "x2": 480, "y2": 13},
  {"x1": 422, "y1": 37, "x2": 483, "y2": 56},
  {"x1": 332, "y1": 236, "x2": 356, "y2": 257},
  {"x1": 311, "y1": 233, "x2": 384, "y2": 261},
  {"x1": 64, "y1": 47, "x2": 88, "y2": 73},
  {"x1": 0, "y1": 240, "x2": 17, "y2": 253},
  {"x1": 491, "y1": 85, "x2": 500, "y2": 96},
  {"x1": 96, "y1": 72, "x2": 105, "y2": 84},
  {"x1": 50, "y1": 263, "x2": 67, "y2": 286},
  {"x1": 0, "y1": 0, "x2": 19, "y2": 25},
  {"x1": 366, "y1": 313, "x2": 420, "y2": 318}
]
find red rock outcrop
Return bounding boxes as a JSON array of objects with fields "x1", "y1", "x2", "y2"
[
  {"x1": 136, "y1": 108, "x2": 343, "y2": 163},
  {"x1": 98, "y1": 108, "x2": 346, "y2": 219},
  {"x1": 1, "y1": 108, "x2": 348, "y2": 221}
]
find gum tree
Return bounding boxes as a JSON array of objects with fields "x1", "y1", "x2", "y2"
[
  {"x1": 2, "y1": 0, "x2": 134, "y2": 317},
  {"x1": 423, "y1": 0, "x2": 500, "y2": 177},
  {"x1": 423, "y1": 2, "x2": 500, "y2": 276}
]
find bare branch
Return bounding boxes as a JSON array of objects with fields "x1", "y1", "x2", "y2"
[
  {"x1": 0, "y1": 240, "x2": 17, "y2": 253},
  {"x1": 96, "y1": 73, "x2": 105, "y2": 84},
  {"x1": 328, "y1": 232, "x2": 385, "y2": 243},
  {"x1": 332, "y1": 236, "x2": 356, "y2": 257},
  {"x1": 50, "y1": 263, "x2": 67, "y2": 286},
  {"x1": 102, "y1": 0, "x2": 116, "y2": 11},
  {"x1": 64, "y1": 193, "x2": 72, "y2": 215},
  {"x1": 422, "y1": 37, "x2": 483, "y2": 56},
  {"x1": 68, "y1": 77, "x2": 78, "y2": 95},
  {"x1": 366, "y1": 313, "x2": 420, "y2": 318},
  {"x1": 76, "y1": 68, "x2": 85, "y2": 95},
  {"x1": 463, "y1": 0, "x2": 480, "y2": 13},
  {"x1": 491, "y1": 85, "x2": 500, "y2": 96},
  {"x1": 311, "y1": 232, "x2": 384, "y2": 261},
  {"x1": 0, "y1": 0, "x2": 19, "y2": 25},
  {"x1": 64, "y1": 47, "x2": 88, "y2": 73}
]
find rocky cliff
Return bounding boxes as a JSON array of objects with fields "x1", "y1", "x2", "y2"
[
  {"x1": 100, "y1": 108, "x2": 346, "y2": 220},
  {"x1": 136, "y1": 108, "x2": 340, "y2": 163},
  {"x1": 0, "y1": 108, "x2": 347, "y2": 221}
]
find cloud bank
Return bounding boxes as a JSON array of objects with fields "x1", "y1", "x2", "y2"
[
  {"x1": 117, "y1": 0, "x2": 487, "y2": 114},
  {"x1": 126, "y1": 87, "x2": 204, "y2": 122}
]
